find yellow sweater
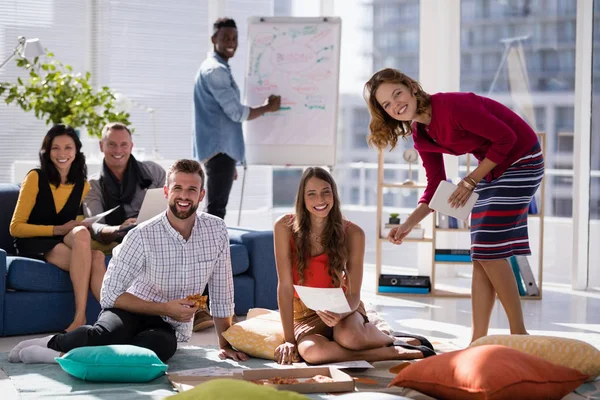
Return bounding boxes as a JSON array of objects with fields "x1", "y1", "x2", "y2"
[{"x1": 9, "y1": 170, "x2": 91, "y2": 238}]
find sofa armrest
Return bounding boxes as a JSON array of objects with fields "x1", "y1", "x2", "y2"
[
  {"x1": 0, "y1": 249, "x2": 7, "y2": 336},
  {"x1": 228, "y1": 228, "x2": 278, "y2": 310}
]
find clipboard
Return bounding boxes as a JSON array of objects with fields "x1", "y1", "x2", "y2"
[{"x1": 429, "y1": 180, "x2": 479, "y2": 221}]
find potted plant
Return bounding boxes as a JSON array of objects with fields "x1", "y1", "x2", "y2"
[
  {"x1": 0, "y1": 51, "x2": 131, "y2": 138},
  {"x1": 388, "y1": 213, "x2": 401, "y2": 225}
]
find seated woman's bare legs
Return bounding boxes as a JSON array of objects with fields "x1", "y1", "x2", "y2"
[
  {"x1": 45, "y1": 226, "x2": 93, "y2": 332},
  {"x1": 296, "y1": 311, "x2": 423, "y2": 364},
  {"x1": 89, "y1": 250, "x2": 106, "y2": 302},
  {"x1": 298, "y1": 334, "x2": 421, "y2": 365},
  {"x1": 333, "y1": 311, "x2": 393, "y2": 350}
]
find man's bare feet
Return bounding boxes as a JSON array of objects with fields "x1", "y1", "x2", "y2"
[{"x1": 65, "y1": 317, "x2": 86, "y2": 332}]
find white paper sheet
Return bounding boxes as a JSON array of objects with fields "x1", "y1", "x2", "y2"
[
  {"x1": 170, "y1": 367, "x2": 242, "y2": 377},
  {"x1": 293, "y1": 360, "x2": 373, "y2": 369},
  {"x1": 293, "y1": 285, "x2": 352, "y2": 314},
  {"x1": 82, "y1": 205, "x2": 120, "y2": 225}
]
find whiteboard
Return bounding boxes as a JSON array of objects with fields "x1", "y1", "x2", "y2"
[{"x1": 243, "y1": 17, "x2": 341, "y2": 166}]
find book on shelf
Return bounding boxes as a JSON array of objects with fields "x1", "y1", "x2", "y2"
[
  {"x1": 434, "y1": 254, "x2": 472, "y2": 262},
  {"x1": 434, "y1": 249, "x2": 471, "y2": 262},
  {"x1": 379, "y1": 286, "x2": 430, "y2": 294}
]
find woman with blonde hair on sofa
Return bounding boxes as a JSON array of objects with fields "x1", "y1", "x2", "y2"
[
  {"x1": 273, "y1": 167, "x2": 435, "y2": 365},
  {"x1": 10, "y1": 124, "x2": 106, "y2": 333}
]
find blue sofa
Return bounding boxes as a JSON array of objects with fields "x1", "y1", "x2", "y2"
[{"x1": 0, "y1": 183, "x2": 278, "y2": 337}]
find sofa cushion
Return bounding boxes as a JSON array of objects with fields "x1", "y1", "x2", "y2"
[
  {"x1": 7, "y1": 256, "x2": 73, "y2": 292},
  {"x1": 229, "y1": 244, "x2": 249, "y2": 275},
  {"x1": 0, "y1": 184, "x2": 20, "y2": 255}
]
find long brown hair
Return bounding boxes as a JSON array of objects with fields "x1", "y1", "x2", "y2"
[
  {"x1": 363, "y1": 68, "x2": 431, "y2": 150},
  {"x1": 292, "y1": 167, "x2": 347, "y2": 287}
]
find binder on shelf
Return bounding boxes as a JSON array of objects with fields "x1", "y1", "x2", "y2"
[
  {"x1": 515, "y1": 256, "x2": 540, "y2": 296},
  {"x1": 509, "y1": 257, "x2": 527, "y2": 296},
  {"x1": 379, "y1": 286, "x2": 430, "y2": 294}
]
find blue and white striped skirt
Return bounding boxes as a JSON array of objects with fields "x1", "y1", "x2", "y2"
[{"x1": 470, "y1": 143, "x2": 544, "y2": 260}]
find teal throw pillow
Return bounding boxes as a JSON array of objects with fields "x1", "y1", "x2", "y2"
[{"x1": 55, "y1": 345, "x2": 168, "y2": 382}]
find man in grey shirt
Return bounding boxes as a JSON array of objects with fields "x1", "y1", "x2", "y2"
[
  {"x1": 84, "y1": 122, "x2": 214, "y2": 332},
  {"x1": 84, "y1": 122, "x2": 165, "y2": 244}
]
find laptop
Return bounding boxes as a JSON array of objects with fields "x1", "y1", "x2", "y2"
[
  {"x1": 429, "y1": 180, "x2": 479, "y2": 221},
  {"x1": 136, "y1": 188, "x2": 168, "y2": 224},
  {"x1": 118, "y1": 188, "x2": 167, "y2": 232}
]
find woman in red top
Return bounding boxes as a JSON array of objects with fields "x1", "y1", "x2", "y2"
[
  {"x1": 364, "y1": 68, "x2": 544, "y2": 343},
  {"x1": 273, "y1": 167, "x2": 435, "y2": 364}
]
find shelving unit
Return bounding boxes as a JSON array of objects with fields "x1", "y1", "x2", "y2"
[{"x1": 375, "y1": 133, "x2": 546, "y2": 299}]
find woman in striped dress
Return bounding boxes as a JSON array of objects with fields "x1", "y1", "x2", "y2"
[{"x1": 364, "y1": 68, "x2": 544, "y2": 343}]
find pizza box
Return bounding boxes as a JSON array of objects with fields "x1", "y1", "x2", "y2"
[
  {"x1": 167, "y1": 367, "x2": 241, "y2": 392},
  {"x1": 167, "y1": 366, "x2": 355, "y2": 394},
  {"x1": 236, "y1": 366, "x2": 355, "y2": 394}
]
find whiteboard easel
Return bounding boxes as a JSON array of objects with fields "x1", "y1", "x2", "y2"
[{"x1": 243, "y1": 17, "x2": 341, "y2": 166}]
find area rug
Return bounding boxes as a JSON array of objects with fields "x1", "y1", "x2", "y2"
[
  {"x1": 2, "y1": 342, "x2": 598, "y2": 399},
  {"x1": 0, "y1": 341, "x2": 463, "y2": 400}
]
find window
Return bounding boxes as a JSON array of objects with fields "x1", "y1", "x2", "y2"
[
  {"x1": 0, "y1": 1, "x2": 90, "y2": 183},
  {"x1": 460, "y1": 0, "x2": 578, "y2": 286},
  {"x1": 272, "y1": 169, "x2": 303, "y2": 207},
  {"x1": 555, "y1": 106, "x2": 575, "y2": 131},
  {"x1": 534, "y1": 107, "x2": 546, "y2": 131}
]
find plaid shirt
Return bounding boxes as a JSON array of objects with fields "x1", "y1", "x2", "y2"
[{"x1": 100, "y1": 211, "x2": 235, "y2": 342}]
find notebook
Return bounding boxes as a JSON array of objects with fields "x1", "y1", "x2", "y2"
[{"x1": 429, "y1": 180, "x2": 479, "y2": 221}]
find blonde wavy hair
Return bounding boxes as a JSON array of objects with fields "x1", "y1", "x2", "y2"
[
  {"x1": 291, "y1": 167, "x2": 347, "y2": 288},
  {"x1": 363, "y1": 68, "x2": 431, "y2": 150}
]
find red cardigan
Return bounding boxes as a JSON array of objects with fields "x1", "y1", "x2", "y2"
[{"x1": 413, "y1": 92, "x2": 539, "y2": 204}]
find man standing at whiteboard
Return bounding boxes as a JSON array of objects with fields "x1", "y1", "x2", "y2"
[{"x1": 193, "y1": 17, "x2": 281, "y2": 220}]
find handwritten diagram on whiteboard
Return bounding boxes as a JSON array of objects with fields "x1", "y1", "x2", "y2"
[{"x1": 244, "y1": 17, "x2": 341, "y2": 166}]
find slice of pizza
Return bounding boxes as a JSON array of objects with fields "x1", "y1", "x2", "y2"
[
  {"x1": 185, "y1": 294, "x2": 208, "y2": 309},
  {"x1": 306, "y1": 374, "x2": 334, "y2": 383},
  {"x1": 270, "y1": 376, "x2": 299, "y2": 385}
]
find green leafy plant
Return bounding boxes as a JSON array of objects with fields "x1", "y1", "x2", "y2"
[
  {"x1": 0, "y1": 51, "x2": 131, "y2": 138},
  {"x1": 389, "y1": 213, "x2": 399, "y2": 219}
]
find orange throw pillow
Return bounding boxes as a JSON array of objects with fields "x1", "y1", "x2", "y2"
[{"x1": 389, "y1": 345, "x2": 588, "y2": 400}]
